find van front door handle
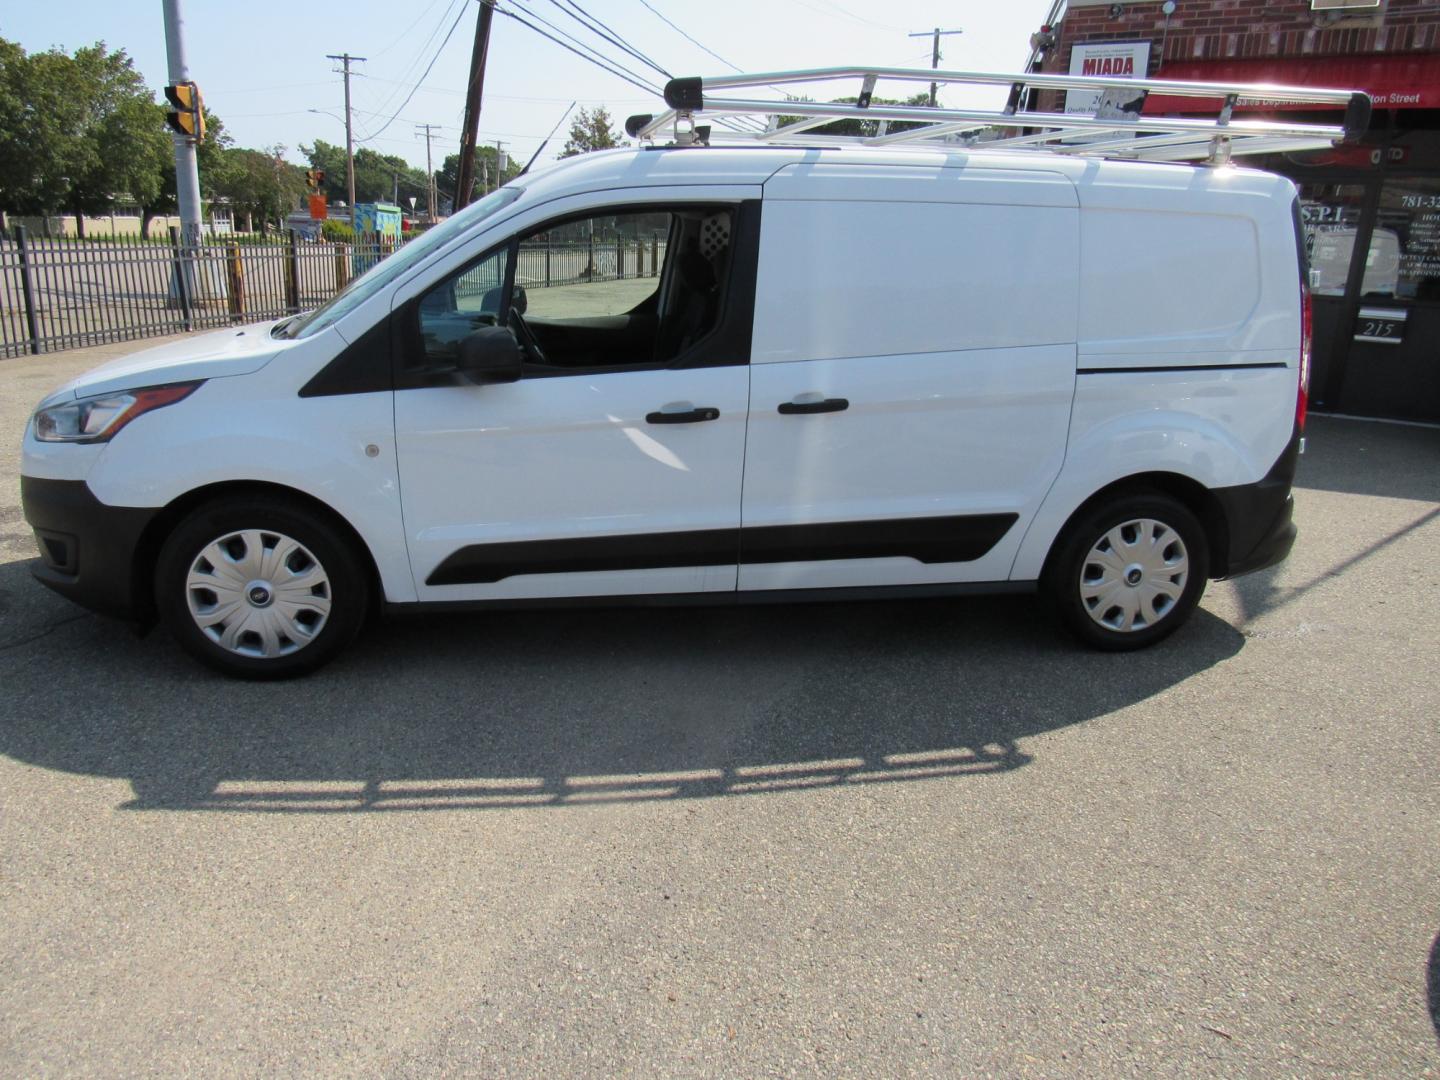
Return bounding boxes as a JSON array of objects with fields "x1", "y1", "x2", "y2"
[
  {"x1": 646, "y1": 406, "x2": 720, "y2": 424},
  {"x1": 778, "y1": 397, "x2": 849, "y2": 415}
]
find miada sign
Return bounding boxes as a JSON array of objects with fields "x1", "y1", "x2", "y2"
[{"x1": 1066, "y1": 42, "x2": 1152, "y2": 115}]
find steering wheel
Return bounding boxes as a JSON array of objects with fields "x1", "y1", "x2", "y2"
[{"x1": 508, "y1": 307, "x2": 548, "y2": 366}]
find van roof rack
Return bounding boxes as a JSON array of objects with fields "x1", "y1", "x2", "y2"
[{"x1": 625, "y1": 66, "x2": 1371, "y2": 165}]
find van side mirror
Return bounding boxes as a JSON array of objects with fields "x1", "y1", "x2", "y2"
[{"x1": 456, "y1": 326, "x2": 523, "y2": 385}]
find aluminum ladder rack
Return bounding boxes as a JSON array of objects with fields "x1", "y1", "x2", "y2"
[{"x1": 625, "y1": 65, "x2": 1371, "y2": 165}]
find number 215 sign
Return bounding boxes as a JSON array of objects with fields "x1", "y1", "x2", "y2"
[{"x1": 1355, "y1": 307, "x2": 1407, "y2": 345}]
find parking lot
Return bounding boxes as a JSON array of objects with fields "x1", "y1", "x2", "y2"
[{"x1": 1, "y1": 338, "x2": 1437, "y2": 1076}]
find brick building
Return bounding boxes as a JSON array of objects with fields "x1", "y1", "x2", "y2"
[{"x1": 1035, "y1": 0, "x2": 1440, "y2": 422}]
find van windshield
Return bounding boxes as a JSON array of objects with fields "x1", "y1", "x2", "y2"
[{"x1": 277, "y1": 185, "x2": 524, "y2": 340}]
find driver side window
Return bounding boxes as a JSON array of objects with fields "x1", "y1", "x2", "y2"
[
  {"x1": 511, "y1": 205, "x2": 735, "y2": 373},
  {"x1": 403, "y1": 202, "x2": 748, "y2": 381},
  {"x1": 412, "y1": 245, "x2": 511, "y2": 370}
]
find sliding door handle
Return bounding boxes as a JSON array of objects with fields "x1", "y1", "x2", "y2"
[
  {"x1": 778, "y1": 397, "x2": 849, "y2": 415},
  {"x1": 646, "y1": 406, "x2": 720, "y2": 424}
]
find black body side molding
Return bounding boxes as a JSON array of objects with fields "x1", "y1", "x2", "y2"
[
  {"x1": 390, "y1": 579, "x2": 1037, "y2": 616},
  {"x1": 1076, "y1": 362, "x2": 1288, "y2": 375},
  {"x1": 426, "y1": 514, "x2": 1018, "y2": 587}
]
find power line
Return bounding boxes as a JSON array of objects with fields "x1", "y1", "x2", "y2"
[
  {"x1": 325, "y1": 52, "x2": 366, "y2": 232},
  {"x1": 907, "y1": 27, "x2": 964, "y2": 108},
  {"x1": 371, "y1": 0, "x2": 449, "y2": 58},
  {"x1": 358, "y1": 74, "x2": 650, "y2": 103},
  {"x1": 454, "y1": 0, "x2": 497, "y2": 209},
  {"x1": 634, "y1": 0, "x2": 737, "y2": 73},
  {"x1": 782, "y1": 0, "x2": 907, "y2": 34},
  {"x1": 415, "y1": 122, "x2": 441, "y2": 218},
  {"x1": 548, "y1": 0, "x2": 670, "y2": 78},
  {"x1": 509, "y1": 0, "x2": 665, "y2": 93},
  {"x1": 495, "y1": 5, "x2": 664, "y2": 97},
  {"x1": 360, "y1": 1, "x2": 470, "y2": 142},
  {"x1": 208, "y1": 80, "x2": 338, "y2": 95},
  {"x1": 628, "y1": 2, "x2": 770, "y2": 131},
  {"x1": 365, "y1": 0, "x2": 468, "y2": 127}
]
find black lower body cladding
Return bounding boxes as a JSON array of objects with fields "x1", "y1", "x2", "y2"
[
  {"x1": 20, "y1": 476, "x2": 159, "y2": 620},
  {"x1": 1211, "y1": 428, "x2": 1302, "y2": 579}
]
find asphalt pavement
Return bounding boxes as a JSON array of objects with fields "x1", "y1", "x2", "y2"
[{"x1": 1, "y1": 337, "x2": 1437, "y2": 1077}]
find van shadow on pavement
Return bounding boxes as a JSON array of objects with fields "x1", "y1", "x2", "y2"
[{"x1": 0, "y1": 556, "x2": 1244, "y2": 812}]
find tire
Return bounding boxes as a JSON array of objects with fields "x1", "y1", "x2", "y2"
[
  {"x1": 1043, "y1": 492, "x2": 1209, "y2": 652},
  {"x1": 154, "y1": 495, "x2": 369, "y2": 679}
]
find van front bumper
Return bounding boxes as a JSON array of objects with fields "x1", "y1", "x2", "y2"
[{"x1": 20, "y1": 476, "x2": 159, "y2": 620}]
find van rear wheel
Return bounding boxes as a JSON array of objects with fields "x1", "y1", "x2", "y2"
[
  {"x1": 155, "y1": 496, "x2": 368, "y2": 679},
  {"x1": 1044, "y1": 492, "x2": 1209, "y2": 651}
]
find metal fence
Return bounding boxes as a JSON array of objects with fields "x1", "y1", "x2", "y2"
[
  {"x1": 0, "y1": 226, "x2": 671, "y2": 360},
  {"x1": 515, "y1": 235, "x2": 667, "y2": 289},
  {"x1": 0, "y1": 226, "x2": 398, "y2": 359}
]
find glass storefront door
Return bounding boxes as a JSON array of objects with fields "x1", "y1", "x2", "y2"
[
  {"x1": 1293, "y1": 169, "x2": 1440, "y2": 423},
  {"x1": 1339, "y1": 177, "x2": 1440, "y2": 420},
  {"x1": 1297, "y1": 180, "x2": 1371, "y2": 411}
]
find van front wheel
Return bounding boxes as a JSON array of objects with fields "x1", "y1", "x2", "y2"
[
  {"x1": 154, "y1": 496, "x2": 368, "y2": 679},
  {"x1": 1044, "y1": 493, "x2": 1209, "y2": 651}
]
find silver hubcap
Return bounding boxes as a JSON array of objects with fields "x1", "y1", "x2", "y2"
[
  {"x1": 1079, "y1": 518, "x2": 1189, "y2": 633},
  {"x1": 185, "y1": 529, "x2": 332, "y2": 658}
]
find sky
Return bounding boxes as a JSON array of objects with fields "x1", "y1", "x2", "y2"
[{"x1": 2, "y1": 1, "x2": 1055, "y2": 177}]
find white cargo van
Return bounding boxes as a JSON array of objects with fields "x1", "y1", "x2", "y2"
[{"x1": 20, "y1": 69, "x2": 1366, "y2": 678}]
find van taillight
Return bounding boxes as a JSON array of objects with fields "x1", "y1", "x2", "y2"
[{"x1": 1297, "y1": 280, "x2": 1312, "y2": 431}]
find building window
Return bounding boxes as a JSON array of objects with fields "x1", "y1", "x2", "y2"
[
  {"x1": 1298, "y1": 182, "x2": 1368, "y2": 296},
  {"x1": 1368, "y1": 178, "x2": 1440, "y2": 302}
]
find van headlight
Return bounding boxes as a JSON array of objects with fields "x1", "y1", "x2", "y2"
[{"x1": 33, "y1": 382, "x2": 202, "y2": 443}]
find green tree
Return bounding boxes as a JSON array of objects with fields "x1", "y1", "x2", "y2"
[
  {"x1": 140, "y1": 107, "x2": 233, "y2": 238},
  {"x1": 0, "y1": 39, "x2": 173, "y2": 235},
  {"x1": 0, "y1": 39, "x2": 90, "y2": 220},
  {"x1": 211, "y1": 145, "x2": 305, "y2": 232},
  {"x1": 560, "y1": 106, "x2": 619, "y2": 157},
  {"x1": 63, "y1": 44, "x2": 172, "y2": 236},
  {"x1": 299, "y1": 139, "x2": 428, "y2": 206},
  {"x1": 435, "y1": 145, "x2": 519, "y2": 211}
]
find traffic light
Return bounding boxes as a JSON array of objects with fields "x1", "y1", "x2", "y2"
[
  {"x1": 164, "y1": 82, "x2": 205, "y2": 141},
  {"x1": 305, "y1": 169, "x2": 326, "y2": 190}
]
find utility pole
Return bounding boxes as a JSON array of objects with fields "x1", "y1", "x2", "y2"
[
  {"x1": 414, "y1": 123, "x2": 441, "y2": 219},
  {"x1": 326, "y1": 52, "x2": 366, "y2": 232},
  {"x1": 907, "y1": 27, "x2": 964, "y2": 107},
  {"x1": 495, "y1": 139, "x2": 507, "y2": 190},
  {"x1": 454, "y1": 0, "x2": 496, "y2": 211},
  {"x1": 162, "y1": 0, "x2": 202, "y2": 244}
]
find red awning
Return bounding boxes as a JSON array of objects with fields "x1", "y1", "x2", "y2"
[{"x1": 1146, "y1": 53, "x2": 1440, "y2": 113}]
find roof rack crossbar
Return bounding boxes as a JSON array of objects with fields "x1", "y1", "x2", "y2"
[
  {"x1": 668, "y1": 96, "x2": 1350, "y2": 141},
  {"x1": 677, "y1": 66, "x2": 1363, "y2": 108},
  {"x1": 629, "y1": 65, "x2": 1371, "y2": 164}
]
